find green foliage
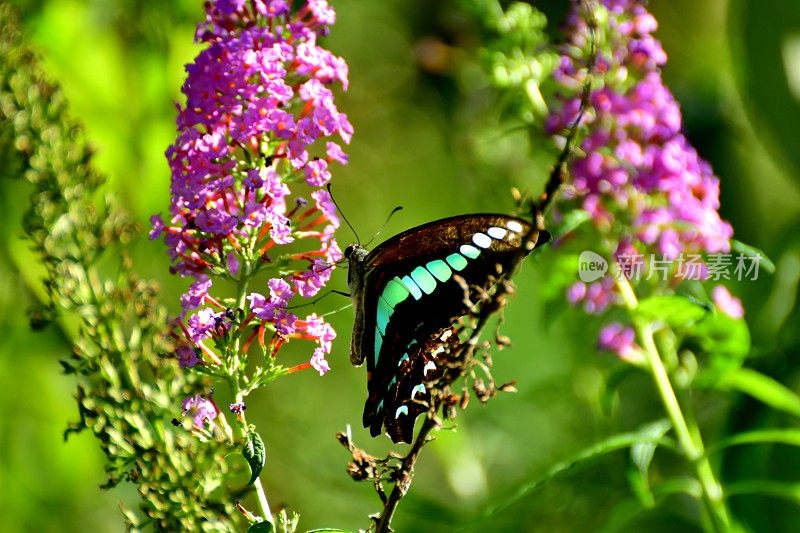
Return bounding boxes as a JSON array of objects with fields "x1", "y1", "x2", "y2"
[
  {"x1": 465, "y1": 425, "x2": 678, "y2": 528},
  {"x1": 715, "y1": 368, "x2": 800, "y2": 418},
  {"x1": 635, "y1": 295, "x2": 710, "y2": 329},
  {"x1": 1, "y1": 0, "x2": 799, "y2": 531},
  {"x1": 0, "y1": 5, "x2": 238, "y2": 531},
  {"x1": 729, "y1": 0, "x2": 800, "y2": 188},
  {"x1": 244, "y1": 430, "x2": 267, "y2": 486},
  {"x1": 472, "y1": 0, "x2": 559, "y2": 120},
  {"x1": 627, "y1": 419, "x2": 673, "y2": 509},
  {"x1": 248, "y1": 521, "x2": 274, "y2": 533}
]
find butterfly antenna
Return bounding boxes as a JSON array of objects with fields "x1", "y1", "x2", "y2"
[
  {"x1": 364, "y1": 206, "x2": 403, "y2": 247},
  {"x1": 326, "y1": 184, "x2": 361, "y2": 245},
  {"x1": 286, "y1": 289, "x2": 351, "y2": 310},
  {"x1": 322, "y1": 302, "x2": 354, "y2": 317}
]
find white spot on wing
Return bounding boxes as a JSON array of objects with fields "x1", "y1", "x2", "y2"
[
  {"x1": 395, "y1": 405, "x2": 409, "y2": 418},
  {"x1": 506, "y1": 220, "x2": 524, "y2": 233},
  {"x1": 424, "y1": 360, "x2": 437, "y2": 376},
  {"x1": 472, "y1": 232, "x2": 492, "y2": 249},
  {"x1": 487, "y1": 226, "x2": 507, "y2": 240},
  {"x1": 411, "y1": 383, "x2": 426, "y2": 399}
]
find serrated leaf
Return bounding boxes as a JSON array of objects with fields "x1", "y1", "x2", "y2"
[
  {"x1": 243, "y1": 431, "x2": 266, "y2": 486},
  {"x1": 636, "y1": 295, "x2": 709, "y2": 328},
  {"x1": 248, "y1": 521, "x2": 274, "y2": 533}
]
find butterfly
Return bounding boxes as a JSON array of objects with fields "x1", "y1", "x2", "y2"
[{"x1": 346, "y1": 214, "x2": 549, "y2": 443}]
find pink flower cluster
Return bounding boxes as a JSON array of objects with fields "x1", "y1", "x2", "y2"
[
  {"x1": 548, "y1": 0, "x2": 741, "y2": 357},
  {"x1": 151, "y1": 0, "x2": 349, "y2": 390}
]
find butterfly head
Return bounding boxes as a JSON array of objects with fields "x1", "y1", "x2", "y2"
[
  {"x1": 343, "y1": 243, "x2": 359, "y2": 259},
  {"x1": 344, "y1": 243, "x2": 369, "y2": 283}
]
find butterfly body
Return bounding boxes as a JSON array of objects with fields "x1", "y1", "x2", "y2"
[{"x1": 347, "y1": 214, "x2": 547, "y2": 443}]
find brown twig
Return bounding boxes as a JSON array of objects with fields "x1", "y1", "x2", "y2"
[
  {"x1": 533, "y1": 1, "x2": 597, "y2": 233},
  {"x1": 373, "y1": 416, "x2": 439, "y2": 532},
  {"x1": 365, "y1": 5, "x2": 599, "y2": 532}
]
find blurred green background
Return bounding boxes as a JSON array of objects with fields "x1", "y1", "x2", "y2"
[{"x1": 1, "y1": 0, "x2": 799, "y2": 531}]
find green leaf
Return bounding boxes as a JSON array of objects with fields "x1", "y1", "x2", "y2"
[
  {"x1": 243, "y1": 431, "x2": 266, "y2": 486},
  {"x1": 708, "y1": 428, "x2": 800, "y2": 454},
  {"x1": 636, "y1": 295, "x2": 709, "y2": 328},
  {"x1": 732, "y1": 239, "x2": 776, "y2": 274},
  {"x1": 538, "y1": 253, "x2": 581, "y2": 301},
  {"x1": 651, "y1": 477, "x2": 703, "y2": 499},
  {"x1": 725, "y1": 480, "x2": 800, "y2": 504},
  {"x1": 601, "y1": 365, "x2": 636, "y2": 416},
  {"x1": 606, "y1": 477, "x2": 701, "y2": 530},
  {"x1": 464, "y1": 428, "x2": 677, "y2": 527},
  {"x1": 627, "y1": 419, "x2": 672, "y2": 509},
  {"x1": 716, "y1": 368, "x2": 800, "y2": 418},
  {"x1": 689, "y1": 312, "x2": 751, "y2": 384},
  {"x1": 248, "y1": 521, "x2": 274, "y2": 533},
  {"x1": 552, "y1": 209, "x2": 592, "y2": 238},
  {"x1": 728, "y1": 0, "x2": 800, "y2": 187},
  {"x1": 306, "y1": 530, "x2": 355, "y2": 532}
]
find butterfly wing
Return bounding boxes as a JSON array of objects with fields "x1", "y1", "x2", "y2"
[{"x1": 355, "y1": 214, "x2": 546, "y2": 443}]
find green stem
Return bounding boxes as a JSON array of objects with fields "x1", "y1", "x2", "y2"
[
  {"x1": 253, "y1": 478, "x2": 273, "y2": 524},
  {"x1": 228, "y1": 259, "x2": 274, "y2": 526},
  {"x1": 616, "y1": 276, "x2": 731, "y2": 532}
]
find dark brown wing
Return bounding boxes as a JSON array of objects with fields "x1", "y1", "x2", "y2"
[
  {"x1": 358, "y1": 214, "x2": 545, "y2": 442},
  {"x1": 364, "y1": 214, "x2": 533, "y2": 270}
]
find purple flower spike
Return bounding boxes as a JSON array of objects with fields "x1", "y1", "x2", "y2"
[
  {"x1": 551, "y1": 0, "x2": 733, "y2": 308},
  {"x1": 153, "y1": 1, "x2": 351, "y2": 379},
  {"x1": 310, "y1": 347, "x2": 330, "y2": 375},
  {"x1": 177, "y1": 345, "x2": 200, "y2": 368},
  {"x1": 598, "y1": 322, "x2": 641, "y2": 362}
]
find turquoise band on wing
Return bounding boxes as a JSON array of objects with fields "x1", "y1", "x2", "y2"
[
  {"x1": 376, "y1": 296, "x2": 391, "y2": 335},
  {"x1": 460, "y1": 244, "x2": 481, "y2": 259},
  {"x1": 374, "y1": 328, "x2": 382, "y2": 366},
  {"x1": 446, "y1": 253, "x2": 468, "y2": 271},
  {"x1": 373, "y1": 231, "x2": 501, "y2": 369},
  {"x1": 383, "y1": 278, "x2": 410, "y2": 307},
  {"x1": 425, "y1": 259, "x2": 452, "y2": 282},
  {"x1": 410, "y1": 266, "x2": 437, "y2": 294},
  {"x1": 400, "y1": 275, "x2": 423, "y2": 300}
]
